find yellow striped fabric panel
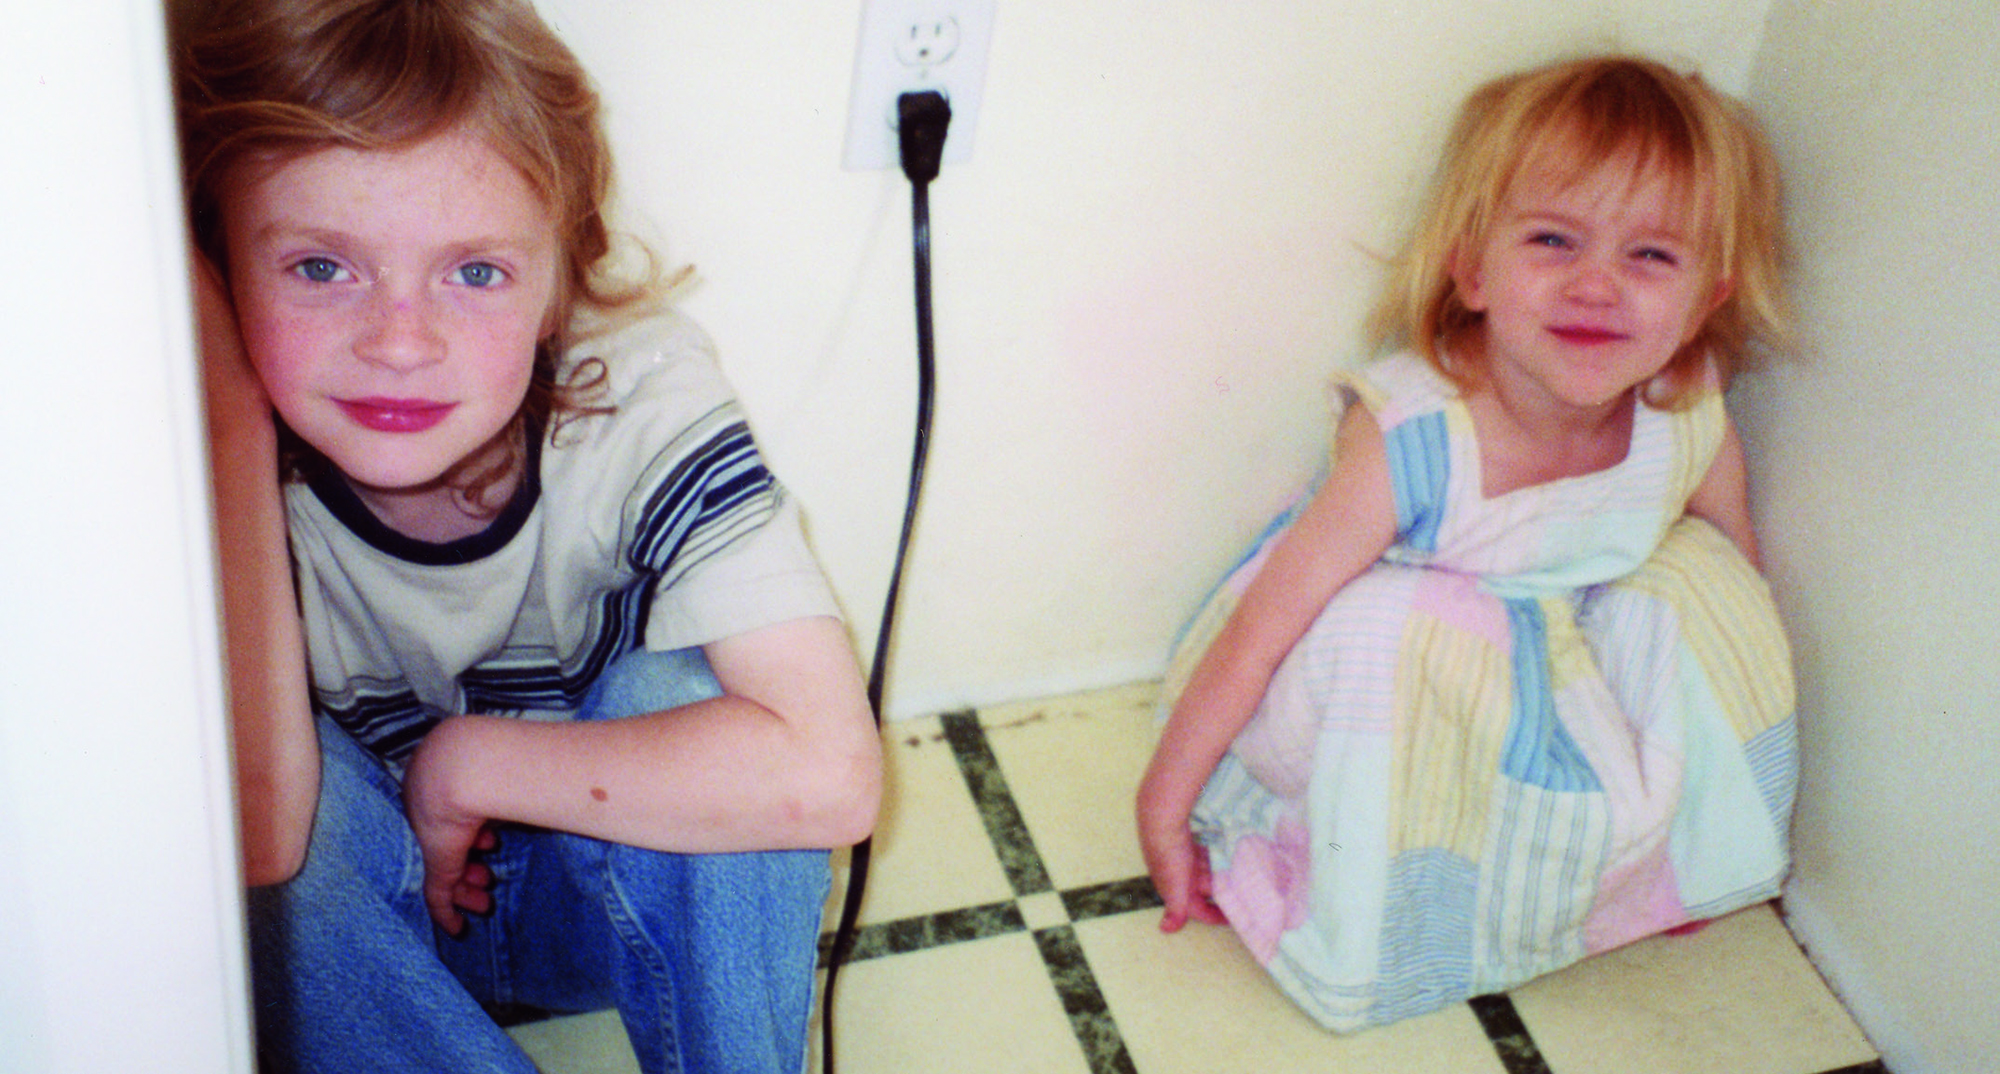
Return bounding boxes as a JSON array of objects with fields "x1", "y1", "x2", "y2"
[
  {"x1": 1388, "y1": 613, "x2": 1512, "y2": 858},
  {"x1": 1663, "y1": 390, "x2": 1727, "y2": 506},
  {"x1": 1616, "y1": 518, "x2": 1794, "y2": 742}
]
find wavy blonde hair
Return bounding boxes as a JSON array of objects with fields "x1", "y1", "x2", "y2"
[
  {"x1": 175, "y1": 0, "x2": 663, "y2": 494},
  {"x1": 1369, "y1": 55, "x2": 1789, "y2": 407}
]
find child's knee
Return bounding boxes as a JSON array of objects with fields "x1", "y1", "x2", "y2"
[
  {"x1": 605, "y1": 844, "x2": 830, "y2": 925},
  {"x1": 576, "y1": 647, "x2": 721, "y2": 722}
]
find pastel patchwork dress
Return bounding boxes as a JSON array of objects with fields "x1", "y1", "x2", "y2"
[{"x1": 1164, "y1": 352, "x2": 1797, "y2": 1033}]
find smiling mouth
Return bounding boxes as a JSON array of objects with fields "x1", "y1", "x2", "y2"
[
  {"x1": 1547, "y1": 325, "x2": 1628, "y2": 345},
  {"x1": 336, "y1": 398, "x2": 457, "y2": 433}
]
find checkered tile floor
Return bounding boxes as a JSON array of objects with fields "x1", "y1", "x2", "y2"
[{"x1": 511, "y1": 682, "x2": 1882, "y2": 1074}]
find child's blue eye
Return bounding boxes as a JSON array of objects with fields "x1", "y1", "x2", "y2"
[
  {"x1": 292, "y1": 257, "x2": 346, "y2": 283},
  {"x1": 1634, "y1": 247, "x2": 1680, "y2": 266},
  {"x1": 1528, "y1": 232, "x2": 1571, "y2": 250},
  {"x1": 453, "y1": 262, "x2": 507, "y2": 288}
]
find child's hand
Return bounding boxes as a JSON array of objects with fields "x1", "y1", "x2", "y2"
[
  {"x1": 1139, "y1": 802, "x2": 1226, "y2": 933},
  {"x1": 402, "y1": 718, "x2": 500, "y2": 936}
]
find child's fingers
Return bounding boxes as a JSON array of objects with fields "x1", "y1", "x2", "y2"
[
  {"x1": 425, "y1": 878, "x2": 464, "y2": 937},
  {"x1": 1187, "y1": 852, "x2": 1227, "y2": 925},
  {"x1": 1142, "y1": 825, "x2": 1211, "y2": 934},
  {"x1": 1154, "y1": 838, "x2": 1225, "y2": 930},
  {"x1": 425, "y1": 863, "x2": 494, "y2": 935},
  {"x1": 416, "y1": 828, "x2": 485, "y2": 934},
  {"x1": 453, "y1": 872, "x2": 495, "y2": 918},
  {"x1": 1151, "y1": 858, "x2": 1198, "y2": 933},
  {"x1": 1186, "y1": 899, "x2": 1228, "y2": 926},
  {"x1": 402, "y1": 731, "x2": 497, "y2": 935}
]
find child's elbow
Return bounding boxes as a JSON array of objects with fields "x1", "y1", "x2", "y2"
[
  {"x1": 804, "y1": 731, "x2": 883, "y2": 848},
  {"x1": 237, "y1": 765, "x2": 320, "y2": 887},
  {"x1": 241, "y1": 832, "x2": 309, "y2": 887}
]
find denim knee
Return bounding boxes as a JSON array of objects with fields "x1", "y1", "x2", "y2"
[{"x1": 597, "y1": 843, "x2": 830, "y2": 1074}]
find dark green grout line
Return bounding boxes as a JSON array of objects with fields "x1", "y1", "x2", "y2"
[
  {"x1": 1034, "y1": 925, "x2": 1142, "y2": 1074},
  {"x1": 1467, "y1": 994, "x2": 1555, "y2": 1074},
  {"x1": 1061, "y1": 877, "x2": 1164, "y2": 924},
  {"x1": 946, "y1": 712, "x2": 1139, "y2": 1072},
  {"x1": 938, "y1": 710, "x2": 1054, "y2": 896},
  {"x1": 816, "y1": 900, "x2": 1026, "y2": 968}
]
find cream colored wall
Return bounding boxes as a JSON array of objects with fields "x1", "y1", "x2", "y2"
[
  {"x1": 1739, "y1": 5, "x2": 2000, "y2": 1072},
  {"x1": 541, "y1": 0, "x2": 1772, "y2": 717}
]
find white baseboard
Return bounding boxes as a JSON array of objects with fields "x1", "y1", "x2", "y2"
[{"x1": 1782, "y1": 879, "x2": 1929, "y2": 1074}]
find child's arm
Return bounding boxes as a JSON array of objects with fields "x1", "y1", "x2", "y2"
[
  {"x1": 195, "y1": 259, "x2": 322, "y2": 886},
  {"x1": 1685, "y1": 415, "x2": 1761, "y2": 567},
  {"x1": 1137, "y1": 406, "x2": 1398, "y2": 932},
  {"x1": 401, "y1": 614, "x2": 881, "y2": 933}
]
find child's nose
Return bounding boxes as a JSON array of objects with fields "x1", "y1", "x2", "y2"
[
  {"x1": 1561, "y1": 255, "x2": 1623, "y2": 305},
  {"x1": 356, "y1": 287, "x2": 445, "y2": 370}
]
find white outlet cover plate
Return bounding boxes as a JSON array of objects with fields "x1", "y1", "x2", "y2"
[{"x1": 841, "y1": 0, "x2": 995, "y2": 171}]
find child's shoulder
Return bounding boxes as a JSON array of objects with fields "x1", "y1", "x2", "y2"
[
  {"x1": 566, "y1": 309, "x2": 722, "y2": 392},
  {"x1": 562, "y1": 310, "x2": 757, "y2": 426},
  {"x1": 547, "y1": 310, "x2": 747, "y2": 458},
  {"x1": 1331, "y1": 351, "x2": 1459, "y2": 430}
]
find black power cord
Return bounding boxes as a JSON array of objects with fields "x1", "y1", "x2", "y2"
[{"x1": 821, "y1": 88, "x2": 952, "y2": 1074}]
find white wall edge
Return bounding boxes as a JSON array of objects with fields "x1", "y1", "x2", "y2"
[{"x1": 1782, "y1": 880, "x2": 1923, "y2": 1074}]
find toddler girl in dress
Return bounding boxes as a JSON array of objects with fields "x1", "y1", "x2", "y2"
[{"x1": 1138, "y1": 53, "x2": 1795, "y2": 1032}]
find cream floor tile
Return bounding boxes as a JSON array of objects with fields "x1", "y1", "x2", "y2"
[
  {"x1": 809, "y1": 934, "x2": 1093, "y2": 1074},
  {"x1": 1510, "y1": 903, "x2": 1878, "y2": 1074},
  {"x1": 978, "y1": 682, "x2": 1164, "y2": 890},
  {"x1": 1074, "y1": 911, "x2": 1508, "y2": 1074},
  {"x1": 507, "y1": 1010, "x2": 638, "y2": 1074},
  {"x1": 824, "y1": 714, "x2": 1016, "y2": 928}
]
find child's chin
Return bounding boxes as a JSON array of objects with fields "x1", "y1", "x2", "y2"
[{"x1": 330, "y1": 457, "x2": 459, "y2": 498}]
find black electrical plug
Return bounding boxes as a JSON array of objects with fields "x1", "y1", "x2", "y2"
[{"x1": 897, "y1": 90, "x2": 952, "y2": 185}]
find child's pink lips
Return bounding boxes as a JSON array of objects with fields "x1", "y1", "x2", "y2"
[
  {"x1": 336, "y1": 397, "x2": 457, "y2": 433},
  {"x1": 1548, "y1": 325, "x2": 1628, "y2": 344}
]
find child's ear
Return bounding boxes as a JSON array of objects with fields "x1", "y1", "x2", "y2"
[
  {"x1": 1706, "y1": 275, "x2": 1735, "y2": 317},
  {"x1": 539, "y1": 296, "x2": 565, "y2": 341},
  {"x1": 1449, "y1": 247, "x2": 1487, "y2": 313},
  {"x1": 1680, "y1": 276, "x2": 1735, "y2": 347}
]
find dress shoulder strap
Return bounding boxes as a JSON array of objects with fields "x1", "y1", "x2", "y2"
[{"x1": 1329, "y1": 351, "x2": 1459, "y2": 435}]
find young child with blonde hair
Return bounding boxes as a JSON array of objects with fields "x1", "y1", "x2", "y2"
[
  {"x1": 1138, "y1": 54, "x2": 1797, "y2": 1031},
  {"x1": 177, "y1": 1, "x2": 880, "y2": 1069}
]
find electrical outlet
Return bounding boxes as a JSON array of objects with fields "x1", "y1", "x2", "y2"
[{"x1": 841, "y1": 0, "x2": 995, "y2": 171}]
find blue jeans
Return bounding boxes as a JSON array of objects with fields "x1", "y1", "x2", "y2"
[{"x1": 248, "y1": 649, "x2": 830, "y2": 1074}]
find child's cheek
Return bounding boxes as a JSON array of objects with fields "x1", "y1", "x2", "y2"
[{"x1": 235, "y1": 305, "x2": 321, "y2": 410}]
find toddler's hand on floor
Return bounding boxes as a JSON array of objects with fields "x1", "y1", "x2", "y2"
[{"x1": 1141, "y1": 818, "x2": 1227, "y2": 933}]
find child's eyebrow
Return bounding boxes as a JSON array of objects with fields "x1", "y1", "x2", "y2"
[
  {"x1": 439, "y1": 234, "x2": 553, "y2": 258},
  {"x1": 249, "y1": 220, "x2": 351, "y2": 245},
  {"x1": 250, "y1": 221, "x2": 551, "y2": 256}
]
